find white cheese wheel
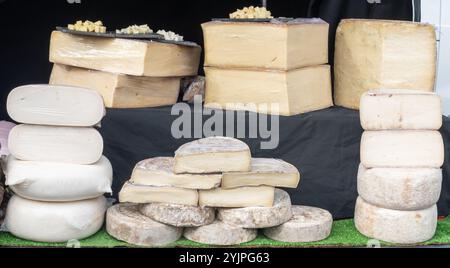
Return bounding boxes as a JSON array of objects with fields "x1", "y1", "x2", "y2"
[
  {"x1": 139, "y1": 203, "x2": 215, "y2": 227},
  {"x1": 184, "y1": 221, "x2": 257, "y2": 246}
]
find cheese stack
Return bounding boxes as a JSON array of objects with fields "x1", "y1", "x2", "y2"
[
  {"x1": 355, "y1": 89, "x2": 444, "y2": 244},
  {"x1": 48, "y1": 30, "x2": 202, "y2": 108},
  {"x1": 3, "y1": 84, "x2": 113, "y2": 243},
  {"x1": 201, "y1": 18, "x2": 333, "y2": 116}
]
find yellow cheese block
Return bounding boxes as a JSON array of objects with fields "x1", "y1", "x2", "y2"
[{"x1": 334, "y1": 19, "x2": 437, "y2": 110}]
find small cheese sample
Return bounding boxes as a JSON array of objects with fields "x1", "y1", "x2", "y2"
[
  {"x1": 68, "y1": 20, "x2": 106, "y2": 33},
  {"x1": 50, "y1": 31, "x2": 201, "y2": 77},
  {"x1": 140, "y1": 203, "x2": 215, "y2": 227},
  {"x1": 6, "y1": 156, "x2": 113, "y2": 202},
  {"x1": 7, "y1": 84, "x2": 105, "y2": 127},
  {"x1": 106, "y1": 204, "x2": 182, "y2": 247},
  {"x1": 184, "y1": 221, "x2": 257, "y2": 246},
  {"x1": 156, "y1": 30, "x2": 184, "y2": 41},
  {"x1": 361, "y1": 131, "x2": 444, "y2": 168},
  {"x1": 202, "y1": 19, "x2": 328, "y2": 70},
  {"x1": 116, "y1": 24, "x2": 152, "y2": 34},
  {"x1": 8, "y1": 124, "x2": 103, "y2": 165},
  {"x1": 50, "y1": 64, "x2": 181, "y2": 109},
  {"x1": 5, "y1": 196, "x2": 107, "y2": 243},
  {"x1": 174, "y1": 137, "x2": 251, "y2": 174},
  {"x1": 355, "y1": 197, "x2": 437, "y2": 244},
  {"x1": 334, "y1": 19, "x2": 437, "y2": 109},
  {"x1": 222, "y1": 158, "x2": 300, "y2": 189},
  {"x1": 199, "y1": 186, "x2": 275, "y2": 208},
  {"x1": 229, "y1": 6, "x2": 273, "y2": 19},
  {"x1": 204, "y1": 65, "x2": 333, "y2": 116},
  {"x1": 360, "y1": 90, "x2": 442, "y2": 130},
  {"x1": 217, "y1": 189, "x2": 292, "y2": 228},
  {"x1": 263, "y1": 206, "x2": 333, "y2": 243},
  {"x1": 119, "y1": 182, "x2": 199, "y2": 206},
  {"x1": 130, "y1": 157, "x2": 221, "y2": 190}
]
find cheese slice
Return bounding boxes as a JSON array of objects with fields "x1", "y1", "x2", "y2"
[
  {"x1": 7, "y1": 84, "x2": 105, "y2": 127},
  {"x1": 50, "y1": 64, "x2": 181, "y2": 109},
  {"x1": 334, "y1": 19, "x2": 437, "y2": 109},
  {"x1": 361, "y1": 131, "x2": 444, "y2": 168},
  {"x1": 222, "y1": 158, "x2": 300, "y2": 189},
  {"x1": 202, "y1": 19, "x2": 328, "y2": 70},
  {"x1": 5, "y1": 196, "x2": 107, "y2": 243},
  {"x1": 130, "y1": 157, "x2": 222, "y2": 190},
  {"x1": 50, "y1": 31, "x2": 201, "y2": 77},
  {"x1": 139, "y1": 203, "x2": 215, "y2": 227},
  {"x1": 360, "y1": 90, "x2": 442, "y2": 130},
  {"x1": 184, "y1": 221, "x2": 257, "y2": 246},
  {"x1": 119, "y1": 182, "x2": 199, "y2": 206},
  {"x1": 199, "y1": 186, "x2": 275, "y2": 208},
  {"x1": 174, "y1": 137, "x2": 251, "y2": 174},
  {"x1": 204, "y1": 65, "x2": 333, "y2": 116},
  {"x1": 6, "y1": 156, "x2": 113, "y2": 202},
  {"x1": 8, "y1": 124, "x2": 103, "y2": 165}
]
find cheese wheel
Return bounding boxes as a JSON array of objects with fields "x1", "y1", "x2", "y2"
[
  {"x1": 139, "y1": 203, "x2": 215, "y2": 227},
  {"x1": 184, "y1": 221, "x2": 257, "y2": 246},
  {"x1": 5, "y1": 196, "x2": 107, "y2": 243}
]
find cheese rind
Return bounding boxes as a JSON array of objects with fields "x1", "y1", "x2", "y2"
[
  {"x1": 199, "y1": 186, "x2": 275, "y2": 208},
  {"x1": 184, "y1": 221, "x2": 257, "y2": 246},
  {"x1": 361, "y1": 131, "x2": 444, "y2": 168},
  {"x1": 139, "y1": 203, "x2": 215, "y2": 227}
]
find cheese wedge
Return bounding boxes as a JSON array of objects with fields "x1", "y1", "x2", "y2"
[
  {"x1": 202, "y1": 19, "x2": 329, "y2": 70},
  {"x1": 50, "y1": 31, "x2": 201, "y2": 77},
  {"x1": 50, "y1": 64, "x2": 181, "y2": 108},
  {"x1": 334, "y1": 19, "x2": 437, "y2": 109},
  {"x1": 204, "y1": 65, "x2": 333, "y2": 116},
  {"x1": 360, "y1": 90, "x2": 442, "y2": 130},
  {"x1": 199, "y1": 186, "x2": 275, "y2": 208}
]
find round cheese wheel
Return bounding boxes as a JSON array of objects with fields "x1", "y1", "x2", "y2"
[
  {"x1": 184, "y1": 221, "x2": 257, "y2": 246},
  {"x1": 139, "y1": 203, "x2": 215, "y2": 227}
]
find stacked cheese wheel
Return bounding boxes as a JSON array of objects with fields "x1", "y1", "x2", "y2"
[
  {"x1": 3, "y1": 84, "x2": 113, "y2": 243},
  {"x1": 356, "y1": 89, "x2": 444, "y2": 244},
  {"x1": 107, "y1": 137, "x2": 333, "y2": 246}
]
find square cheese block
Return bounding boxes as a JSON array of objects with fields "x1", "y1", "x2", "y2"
[
  {"x1": 202, "y1": 18, "x2": 329, "y2": 70},
  {"x1": 361, "y1": 131, "x2": 444, "y2": 168},
  {"x1": 50, "y1": 31, "x2": 201, "y2": 77},
  {"x1": 174, "y1": 137, "x2": 252, "y2": 174},
  {"x1": 50, "y1": 64, "x2": 181, "y2": 109},
  {"x1": 7, "y1": 84, "x2": 105, "y2": 127},
  {"x1": 334, "y1": 19, "x2": 437, "y2": 109},
  {"x1": 222, "y1": 158, "x2": 300, "y2": 189},
  {"x1": 8, "y1": 124, "x2": 103, "y2": 165},
  {"x1": 360, "y1": 89, "x2": 442, "y2": 130},
  {"x1": 204, "y1": 65, "x2": 333, "y2": 116},
  {"x1": 130, "y1": 157, "x2": 222, "y2": 190},
  {"x1": 119, "y1": 182, "x2": 198, "y2": 206},
  {"x1": 199, "y1": 186, "x2": 275, "y2": 208}
]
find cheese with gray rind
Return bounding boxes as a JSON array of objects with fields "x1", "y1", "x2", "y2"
[
  {"x1": 217, "y1": 189, "x2": 292, "y2": 228},
  {"x1": 358, "y1": 164, "x2": 442, "y2": 211},
  {"x1": 139, "y1": 203, "x2": 215, "y2": 227},
  {"x1": 7, "y1": 84, "x2": 105, "y2": 127},
  {"x1": 355, "y1": 197, "x2": 437, "y2": 244},
  {"x1": 199, "y1": 186, "x2": 275, "y2": 208},
  {"x1": 106, "y1": 203, "x2": 182, "y2": 247}
]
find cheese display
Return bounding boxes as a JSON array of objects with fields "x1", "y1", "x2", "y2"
[
  {"x1": 229, "y1": 6, "x2": 273, "y2": 19},
  {"x1": 184, "y1": 221, "x2": 258, "y2": 246},
  {"x1": 7, "y1": 84, "x2": 105, "y2": 127},
  {"x1": 6, "y1": 156, "x2": 113, "y2": 202},
  {"x1": 221, "y1": 158, "x2": 300, "y2": 189},
  {"x1": 217, "y1": 189, "x2": 292, "y2": 228},
  {"x1": 361, "y1": 131, "x2": 444, "y2": 168},
  {"x1": 174, "y1": 137, "x2": 251, "y2": 174},
  {"x1": 50, "y1": 31, "x2": 201, "y2": 77},
  {"x1": 68, "y1": 20, "x2": 106, "y2": 33},
  {"x1": 50, "y1": 64, "x2": 181, "y2": 109},
  {"x1": 199, "y1": 186, "x2": 275, "y2": 208},
  {"x1": 107, "y1": 204, "x2": 182, "y2": 247},
  {"x1": 263, "y1": 206, "x2": 333, "y2": 243},
  {"x1": 334, "y1": 19, "x2": 437, "y2": 110},
  {"x1": 204, "y1": 65, "x2": 333, "y2": 116},
  {"x1": 8, "y1": 124, "x2": 103, "y2": 165},
  {"x1": 139, "y1": 203, "x2": 215, "y2": 227},
  {"x1": 355, "y1": 197, "x2": 437, "y2": 244},
  {"x1": 360, "y1": 90, "x2": 443, "y2": 130},
  {"x1": 202, "y1": 19, "x2": 328, "y2": 70},
  {"x1": 4, "y1": 196, "x2": 107, "y2": 243},
  {"x1": 119, "y1": 182, "x2": 199, "y2": 206}
]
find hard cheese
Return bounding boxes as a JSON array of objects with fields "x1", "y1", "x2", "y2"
[
  {"x1": 50, "y1": 31, "x2": 201, "y2": 77},
  {"x1": 199, "y1": 186, "x2": 275, "y2": 208},
  {"x1": 139, "y1": 203, "x2": 215, "y2": 227},
  {"x1": 50, "y1": 64, "x2": 181, "y2": 109},
  {"x1": 334, "y1": 19, "x2": 437, "y2": 109},
  {"x1": 204, "y1": 65, "x2": 333, "y2": 116}
]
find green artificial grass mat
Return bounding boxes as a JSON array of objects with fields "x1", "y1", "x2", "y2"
[{"x1": 1, "y1": 217, "x2": 450, "y2": 248}]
